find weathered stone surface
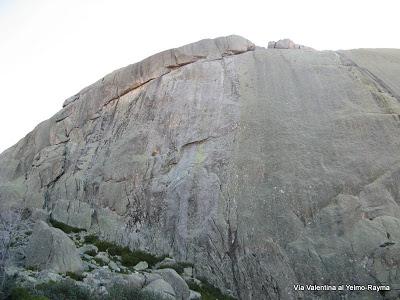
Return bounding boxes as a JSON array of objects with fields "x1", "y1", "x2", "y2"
[
  {"x1": 83, "y1": 267, "x2": 139, "y2": 286},
  {"x1": 108, "y1": 261, "x2": 120, "y2": 272},
  {"x1": 142, "y1": 279, "x2": 176, "y2": 300},
  {"x1": 133, "y1": 261, "x2": 148, "y2": 271},
  {"x1": 183, "y1": 267, "x2": 193, "y2": 277},
  {"x1": 157, "y1": 257, "x2": 177, "y2": 268},
  {"x1": 154, "y1": 268, "x2": 190, "y2": 300},
  {"x1": 36, "y1": 270, "x2": 63, "y2": 284},
  {"x1": 51, "y1": 199, "x2": 93, "y2": 230},
  {"x1": 78, "y1": 244, "x2": 98, "y2": 255},
  {"x1": 25, "y1": 221, "x2": 84, "y2": 273},
  {"x1": 143, "y1": 272, "x2": 163, "y2": 285},
  {"x1": 189, "y1": 290, "x2": 202, "y2": 300},
  {"x1": 30, "y1": 208, "x2": 50, "y2": 222},
  {"x1": 1, "y1": 35, "x2": 400, "y2": 299},
  {"x1": 95, "y1": 252, "x2": 110, "y2": 264},
  {"x1": 268, "y1": 38, "x2": 313, "y2": 50},
  {"x1": 126, "y1": 272, "x2": 146, "y2": 289}
]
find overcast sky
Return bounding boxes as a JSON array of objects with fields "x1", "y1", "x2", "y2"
[{"x1": 0, "y1": 0, "x2": 399, "y2": 153}]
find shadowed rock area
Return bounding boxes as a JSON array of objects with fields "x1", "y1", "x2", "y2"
[{"x1": 1, "y1": 35, "x2": 400, "y2": 299}]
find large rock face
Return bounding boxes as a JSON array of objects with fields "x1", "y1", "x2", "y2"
[{"x1": 1, "y1": 35, "x2": 400, "y2": 299}]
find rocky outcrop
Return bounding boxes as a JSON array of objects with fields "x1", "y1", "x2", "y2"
[
  {"x1": 154, "y1": 268, "x2": 190, "y2": 300},
  {"x1": 25, "y1": 221, "x2": 84, "y2": 273},
  {"x1": 142, "y1": 279, "x2": 176, "y2": 299},
  {"x1": 268, "y1": 38, "x2": 313, "y2": 50},
  {"x1": 1, "y1": 35, "x2": 400, "y2": 299}
]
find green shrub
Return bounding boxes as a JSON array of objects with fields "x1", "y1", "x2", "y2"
[
  {"x1": 0, "y1": 276, "x2": 172, "y2": 300},
  {"x1": 26, "y1": 265, "x2": 39, "y2": 272},
  {"x1": 104, "y1": 283, "x2": 170, "y2": 300},
  {"x1": 121, "y1": 250, "x2": 166, "y2": 267},
  {"x1": 188, "y1": 278, "x2": 236, "y2": 300},
  {"x1": 36, "y1": 280, "x2": 93, "y2": 300},
  {"x1": 49, "y1": 219, "x2": 85, "y2": 234},
  {"x1": 66, "y1": 272, "x2": 85, "y2": 281},
  {"x1": 83, "y1": 234, "x2": 98, "y2": 244},
  {"x1": 0, "y1": 277, "x2": 47, "y2": 300},
  {"x1": 9, "y1": 287, "x2": 49, "y2": 300},
  {"x1": 85, "y1": 249, "x2": 97, "y2": 257},
  {"x1": 83, "y1": 235, "x2": 166, "y2": 267},
  {"x1": 95, "y1": 240, "x2": 118, "y2": 253}
]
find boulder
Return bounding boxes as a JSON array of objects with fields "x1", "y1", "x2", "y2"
[
  {"x1": 125, "y1": 273, "x2": 146, "y2": 289},
  {"x1": 157, "y1": 257, "x2": 177, "y2": 268},
  {"x1": 142, "y1": 279, "x2": 176, "y2": 300},
  {"x1": 95, "y1": 252, "x2": 110, "y2": 264},
  {"x1": 36, "y1": 270, "x2": 63, "y2": 284},
  {"x1": 133, "y1": 261, "x2": 148, "y2": 271},
  {"x1": 83, "y1": 268, "x2": 113, "y2": 287},
  {"x1": 25, "y1": 221, "x2": 84, "y2": 273},
  {"x1": 83, "y1": 254, "x2": 93, "y2": 260},
  {"x1": 143, "y1": 272, "x2": 162, "y2": 285},
  {"x1": 154, "y1": 268, "x2": 190, "y2": 300},
  {"x1": 189, "y1": 290, "x2": 202, "y2": 300},
  {"x1": 108, "y1": 261, "x2": 120, "y2": 272},
  {"x1": 78, "y1": 244, "x2": 98, "y2": 255}
]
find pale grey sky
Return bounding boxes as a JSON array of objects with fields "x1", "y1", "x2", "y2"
[{"x1": 0, "y1": 0, "x2": 399, "y2": 153}]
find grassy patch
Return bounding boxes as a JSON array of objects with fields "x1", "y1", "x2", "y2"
[
  {"x1": 35, "y1": 280, "x2": 93, "y2": 300},
  {"x1": 49, "y1": 219, "x2": 86, "y2": 234},
  {"x1": 121, "y1": 250, "x2": 167, "y2": 268},
  {"x1": 188, "y1": 278, "x2": 236, "y2": 300},
  {"x1": 158, "y1": 261, "x2": 194, "y2": 274},
  {"x1": 105, "y1": 283, "x2": 170, "y2": 300},
  {"x1": 9, "y1": 287, "x2": 49, "y2": 300},
  {"x1": 83, "y1": 234, "x2": 166, "y2": 267},
  {"x1": 26, "y1": 265, "x2": 40, "y2": 272},
  {"x1": 1, "y1": 276, "x2": 172, "y2": 300},
  {"x1": 83, "y1": 234, "x2": 98, "y2": 244}
]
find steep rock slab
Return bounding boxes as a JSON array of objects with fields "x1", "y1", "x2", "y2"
[{"x1": 225, "y1": 48, "x2": 400, "y2": 299}]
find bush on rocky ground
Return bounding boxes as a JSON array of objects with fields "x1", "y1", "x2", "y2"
[
  {"x1": 35, "y1": 280, "x2": 93, "y2": 300},
  {"x1": 188, "y1": 277, "x2": 236, "y2": 300},
  {"x1": 6, "y1": 287, "x2": 48, "y2": 300},
  {"x1": 0, "y1": 217, "x2": 237, "y2": 300},
  {"x1": 48, "y1": 220, "x2": 85, "y2": 234},
  {"x1": 0, "y1": 276, "x2": 170, "y2": 300},
  {"x1": 83, "y1": 234, "x2": 167, "y2": 267},
  {"x1": 0, "y1": 275, "x2": 48, "y2": 300},
  {"x1": 65, "y1": 271, "x2": 85, "y2": 281}
]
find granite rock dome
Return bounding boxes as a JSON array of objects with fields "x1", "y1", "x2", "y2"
[{"x1": 1, "y1": 35, "x2": 400, "y2": 299}]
